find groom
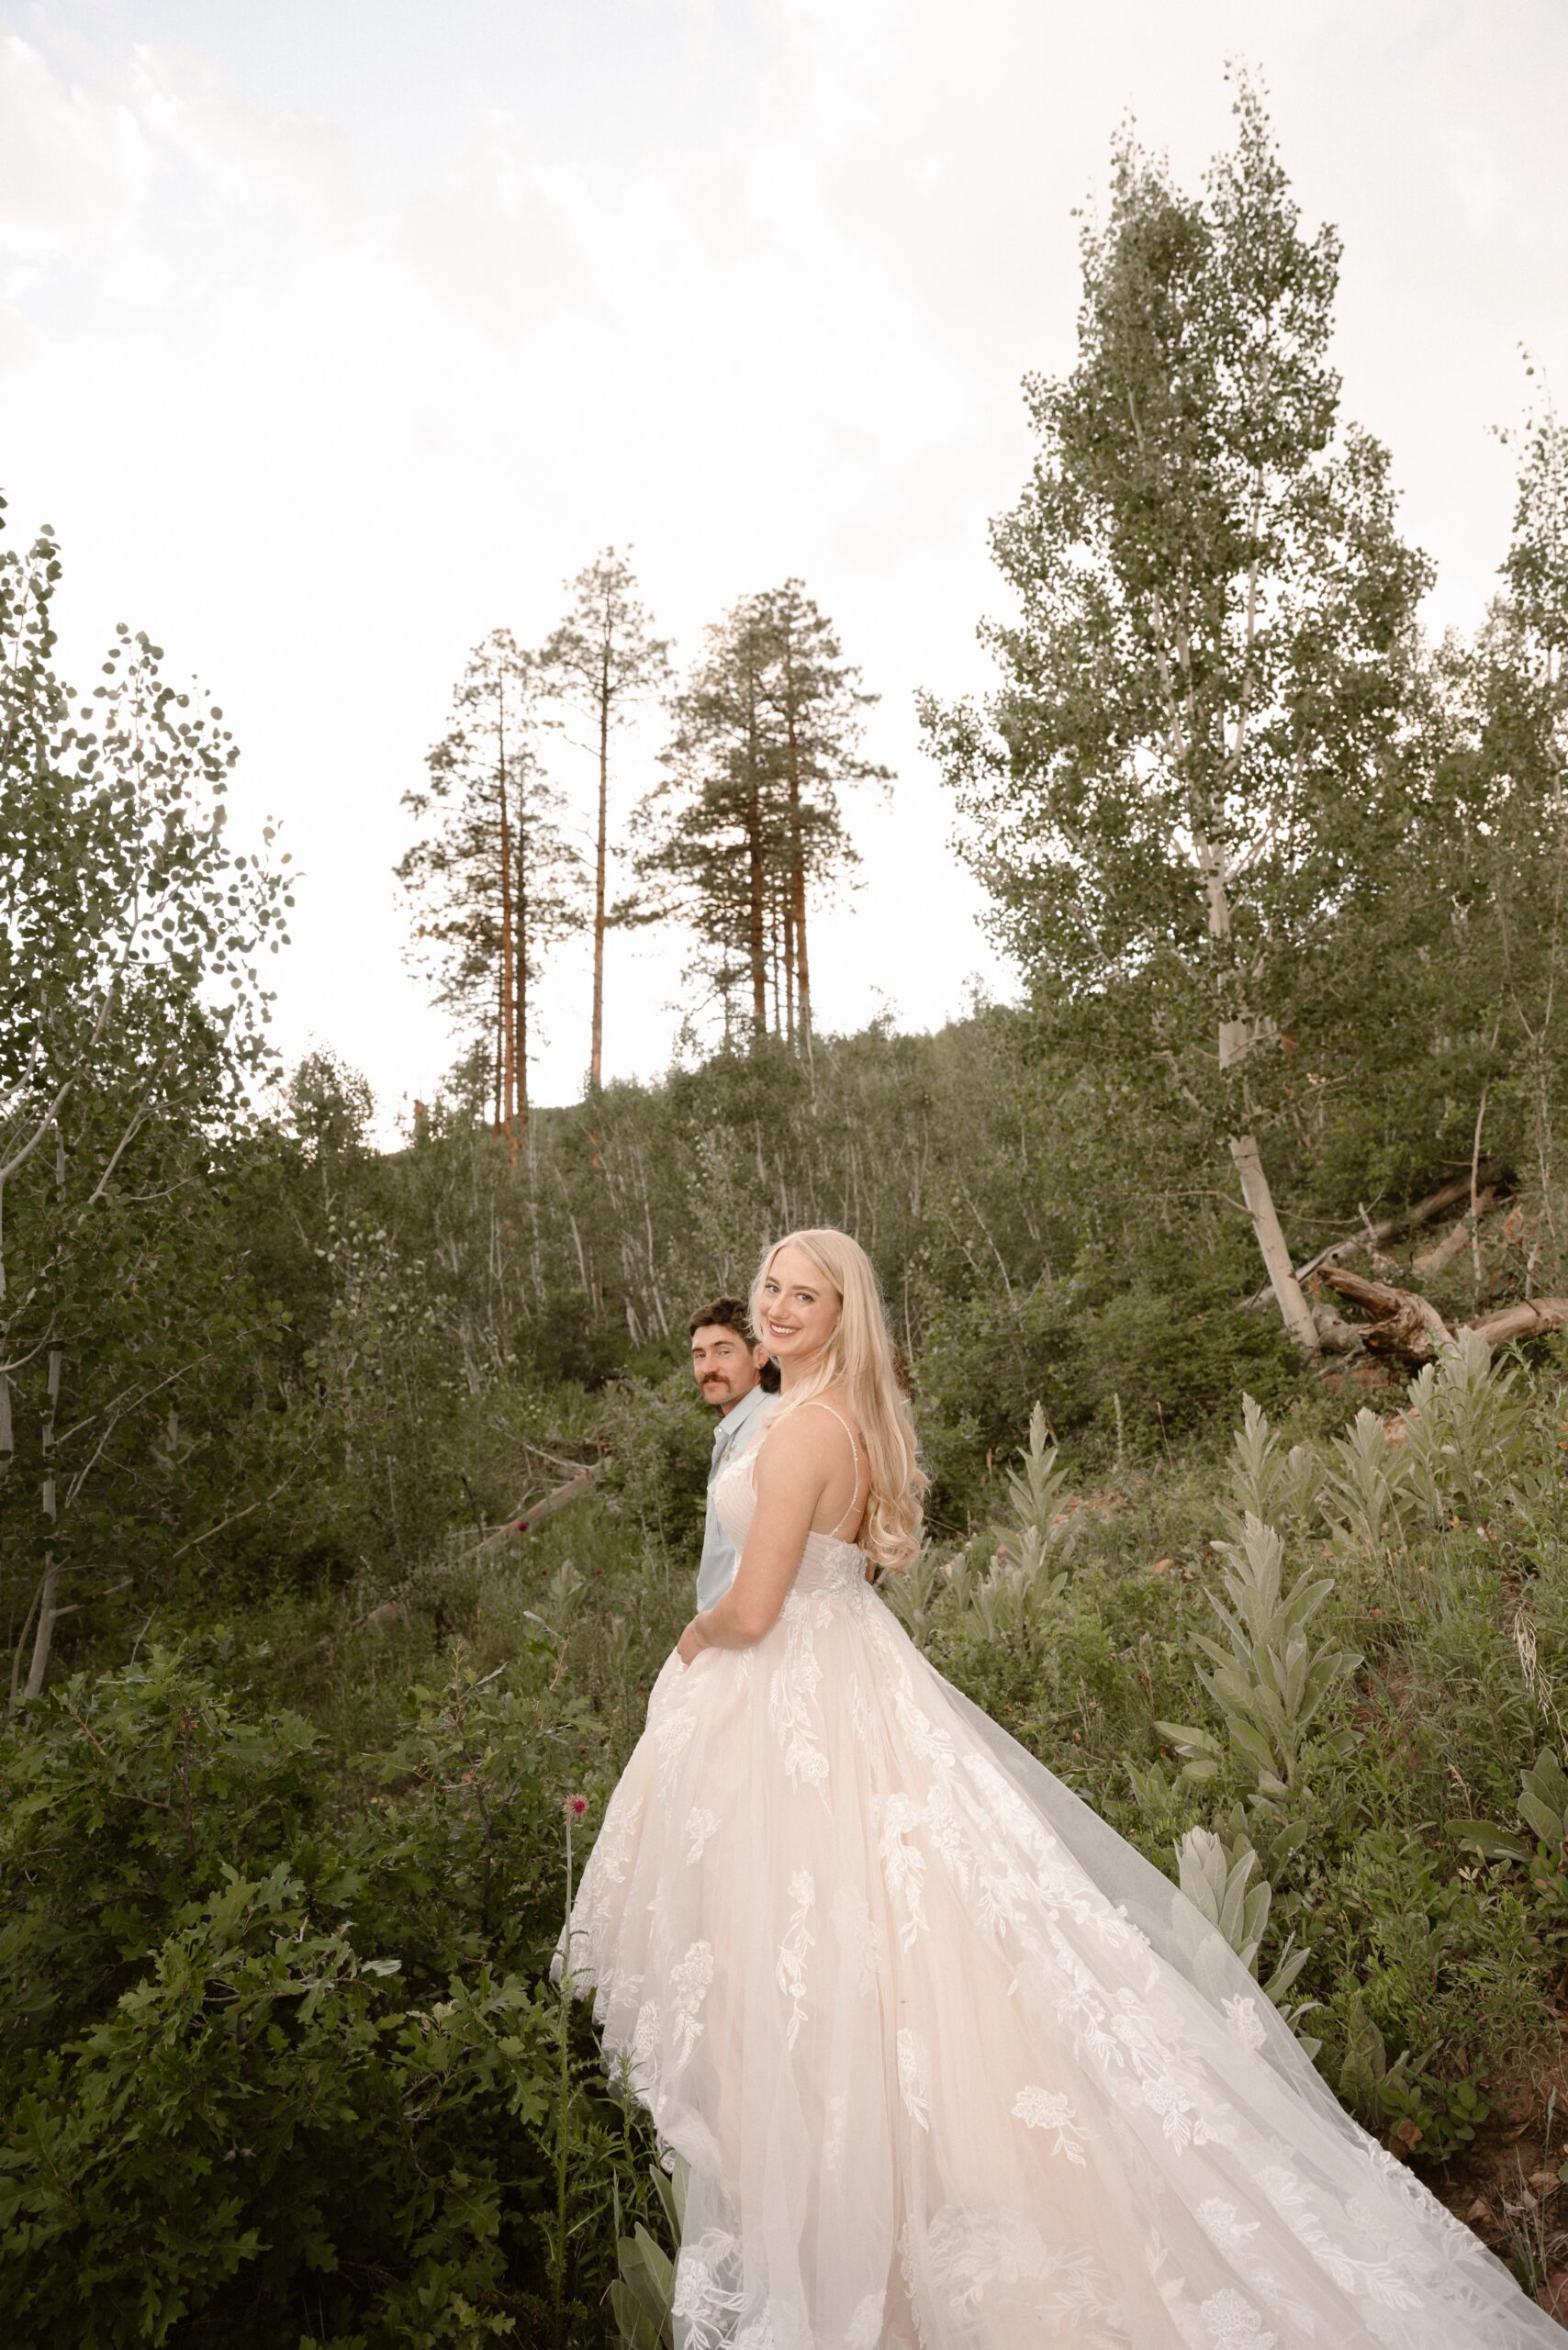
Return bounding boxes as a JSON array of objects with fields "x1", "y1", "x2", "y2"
[{"x1": 689, "y1": 1294, "x2": 778, "y2": 1611}]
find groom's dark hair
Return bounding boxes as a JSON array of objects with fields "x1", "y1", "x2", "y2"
[{"x1": 689, "y1": 1294, "x2": 780, "y2": 1392}]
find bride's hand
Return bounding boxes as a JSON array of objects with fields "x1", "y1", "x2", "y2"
[{"x1": 676, "y1": 1617, "x2": 710, "y2": 1667}]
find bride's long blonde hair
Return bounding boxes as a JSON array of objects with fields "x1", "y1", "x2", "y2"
[{"x1": 749, "y1": 1227, "x2": 925, "y2": 1574}]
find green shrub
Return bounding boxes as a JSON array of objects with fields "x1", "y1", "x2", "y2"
[
  {"x1": 0, "y1": 1865, "x2": 555, "y2": 2348},
  {"x1": 0, "y1": 1645, "x2": 322, "y2": 2059}
]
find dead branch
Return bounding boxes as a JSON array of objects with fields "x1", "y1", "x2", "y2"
[
  {"x1": 475, "y1": 1460, "x2": 608, "y2": 1554},
  {"x1": 1411, "y1": 1187, "x2": 1502, "y2": 1280},
  {"x1": 1311, "y1": 1303, "x2": 1366, "y2": 1353},
  {"x1": 1245, "y1": 1163, "x2": 1514, "y2": 1309}
]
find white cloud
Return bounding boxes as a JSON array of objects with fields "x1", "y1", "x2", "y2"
[{"x1": 2, "y1": 0, "x2": 1565, "y2": 1135}]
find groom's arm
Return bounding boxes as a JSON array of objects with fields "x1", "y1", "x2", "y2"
[{"x1": 687, "y1": 1416, "x2": 828, "y2": 1650}]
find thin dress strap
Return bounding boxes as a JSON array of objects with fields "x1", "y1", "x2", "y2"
[{"x1": 798, "y1": 1399, "x2": 866, "y2": 1541}]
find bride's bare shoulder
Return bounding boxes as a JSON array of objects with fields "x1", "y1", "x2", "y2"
[
  {"x1": 790, "y1": 1390, "x2": 865, "y2": 1454},
  {"x1": 756, "y1": 1393, "x2": 860, "y2": 1473}
]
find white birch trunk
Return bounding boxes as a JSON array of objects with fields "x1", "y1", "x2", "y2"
[{"x1": 1206, "y1": 844, "x2": 1320, "y2": 1359}]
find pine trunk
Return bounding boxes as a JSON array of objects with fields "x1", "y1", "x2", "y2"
[
  {"x1": 590, "y1": 627, "x2": 610, "y2": 1091},
  {"x1": 497, "y1": 699, "x2": 518, "y2": 1164},
  {"x1": 746, "y1": 671, "x2": 767, "y2": 1037},
  {"x1": 784, "y1": 697, "x2": 812, "y2": 1054},
  {"x1": 516, "y1": 818, "x2": 530, "y2": 1138}
]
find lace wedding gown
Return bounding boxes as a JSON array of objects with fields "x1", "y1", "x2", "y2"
[{"x1": 559, "y1": 1427, "x2": 1561, "y2": 2348}]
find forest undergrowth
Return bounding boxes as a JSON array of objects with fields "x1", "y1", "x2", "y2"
[{"x1": 6, "y1": 1329, "x2": 1568, "y2": 2345}]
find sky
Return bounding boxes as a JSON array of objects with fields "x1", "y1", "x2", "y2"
[{"x1": 3, "y1": 0, "x2": 1566, "y2": 1136}]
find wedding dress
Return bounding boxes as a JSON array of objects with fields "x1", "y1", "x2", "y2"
[{"x1": 559, "y1": 1411, "x2": 1560, "y2": 2347}]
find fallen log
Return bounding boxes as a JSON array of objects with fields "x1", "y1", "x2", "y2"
[
  {"x1": 1311, "y1": 1303, "x2": 1367, "y2": 1353},
  {"x1": 476, "y1": 1460, "x2": 608, "y2": 1553},
  {"x1": 1466, "y1": 1297, "x2": 1568, "y2": 1348},
  {"x1": 1246, "y1": 1163, "x2": 1513, "y2": 1309},
  {"x1": 1319, "y1": 1270, "x2": 1453, "y2": 1360},
  {"x1": 1314, "y1": 1270, "x2": 1568, "y2": 1363}
]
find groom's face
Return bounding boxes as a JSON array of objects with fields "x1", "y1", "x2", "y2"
[{"x1": 690, "y1": 1324, "x2": 765, "y2": 1413}]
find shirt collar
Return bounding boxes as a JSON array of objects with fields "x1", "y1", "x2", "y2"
[{"x1": 712, "y1": 1379, "x2": 767, "y2": 1453}]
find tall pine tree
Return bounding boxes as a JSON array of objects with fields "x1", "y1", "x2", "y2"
[
  {"x1": 399, "y1": 631, "x2": 582, "y2": 1151},
  {"x1": 637, "y1": 585, "x2": 882, "y2": 1048},
  {"x1": 540, "y1": 550, "x2": 669, "y2": 1091}
]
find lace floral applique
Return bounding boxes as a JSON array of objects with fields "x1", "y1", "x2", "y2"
[
  {"x1": 878, "y1": 1792, "x2": 928, "y2": 1952},
  {"x1": 1012, "y1": 2083, "x2": 1091, "y2": 2164},
  {"x1": 844, "y1": 2290, "x2": 886, "y2": 2349},
  {"x1": 590, "y1": 1791, "x2": 644, "y2": 1886},
  {"x1": 1260, "y1": 2165, "x2": 1430, "y2": 2311},
  {"x1": 897, "y1": 2027, "x2": 931, "y2": 2132},
  {"x1": 1051, "y1": 1958, "x2": 1228, "y2": 2154},
  {"x1": 1199, "y1": 2286, "x2": 1278, "y2": 2347},
  {"x1": 767, "y1": 1601, "x2": 829, "y2": 1792},
  {"x1": 846, "y1": 1669, "x2": 872, "y2": 1749},
  {"x1": 776, "y1": 1869, "x2": 815, "y2": 2048},
  {"x1": 823, "y1": 2090, "x2": 848, "y2": 2175},
  {"x1": 669, "y1": 1939, "x2": 715, "y2": 2066},
  {"x1": 1194, "y1": 2200, "x2": 1315, "y2": 2335},
  {"x1": 652, "y1": 1705, "x2": 699, "y2": 1795},
  {"x1": 913, "y1": 2207, "x2": 1126, "y2": 2336},
  {"x1": 830, "y1": 1884, "x2": 884, "y2": 1995},
  {"x1": 889, "y1": 1662, "x2": 959, "y2": 1772},
  {"x1": 1222, "y1": 1993, "x2": 1270, "y2": 2052},
  {"x1": 629, "y1": 1998, "x2": 660, "y2": 2100},
  {"x1": 923, "y1": 1779, "x2": 975, "y2": 1900},
  {"x1": 685, "y1": 1805, "x2": 721, "y2": 1863},
  {"x1": 671, "y1": 2227, "x2": 743, "y2": 2350}
]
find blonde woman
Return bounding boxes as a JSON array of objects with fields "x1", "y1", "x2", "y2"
[{"x1": 561, "y1": 1230, "x2": 1557, "y2": 2348}]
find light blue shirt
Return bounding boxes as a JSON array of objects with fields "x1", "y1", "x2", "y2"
[{"x1": 696, "y1": 1382, "x2": 777, "y2": 1613}]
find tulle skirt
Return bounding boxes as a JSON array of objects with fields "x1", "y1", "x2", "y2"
[{"x1": 558, "y1": 1544, "x2": 1559, "y2": 2348}]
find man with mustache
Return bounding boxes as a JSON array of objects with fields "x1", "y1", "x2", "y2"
[{"x1": 689, "y1": 1294, "x2": 779, "y2": 1613}]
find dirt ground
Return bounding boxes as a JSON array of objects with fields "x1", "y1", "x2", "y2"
[{"x1": 1425, "y1": 2042, "x2": 1568, "y2": 2322}]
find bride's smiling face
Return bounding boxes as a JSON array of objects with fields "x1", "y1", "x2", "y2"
[{"x1": 759, "y1": 1244, "x2": 841, "y2": 1369}]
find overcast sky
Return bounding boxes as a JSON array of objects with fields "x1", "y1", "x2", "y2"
[{"x1": 4, "y1": 0, "x2": 1565, "y2": 1133}]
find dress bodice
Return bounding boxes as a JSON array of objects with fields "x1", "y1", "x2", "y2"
[{"x1": 711, "y1": 1427, "x2": 869, "y2": 1599}]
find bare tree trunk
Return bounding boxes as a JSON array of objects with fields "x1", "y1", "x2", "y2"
[
  {"x1": 22, "y1": 1341, "x2": 62, "y2": 1704},
  {"x1": 783, "y1": 887, "x2": 797, "y2": 1048},
  {"x1": 497, "y1": 697, "x2": 518, "y2": 1163},
  {"x1": 492, "y1": 973, "x2": 503, "y2": 1135},
  {"x1": 745, "y1": 670, "x2": 767, "y2": 1038},
  {"x1": 1228, "y1": 1135, "x2": 1321, "y2": 1355},
  {"x1": 1202, "y1": 828, "x2": 1319, "y2": 1359},
  {"x1": 590, "y1": 624, "x2": 610, "y2": 1091},
  {"x1": 515, "y1": 816, "x2": 530, "y2": 1139},
  {"x1": 784, "y1": 696, "x2": 812, "y2": 1062}
]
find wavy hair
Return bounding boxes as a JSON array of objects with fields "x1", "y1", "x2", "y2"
[{"x1": 749, "y1": 1227, "x2": 925, "y2": 1573}]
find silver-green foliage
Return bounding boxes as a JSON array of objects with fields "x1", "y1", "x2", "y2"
[
  {"x1": 1225, "y1": 1393, "x2": 1320, "y2": 1534},
  {"x1": 1230, "y1": 1339, "x2": 1534, "y2": 1565},
  {"x1": 969, "y1": 1402, "x2": 1081, "y2": 1658},
  {"x1": 1175, "y1": 1822, "x2": 1318, "y2": 2053},
  {"x1": 881, "y1": 1401, "x2": 1081, "y2": 1657},
  {"x1": 1317, "y1": 1408, "x2": 1412, "y2": 1553},
  {"x1": 1157, "y1": 1514, "x2": 1361, "y2": 1808},
  {"x1": 610, "y1": 2157, "x2": 688, "y2": 2349},
  {"x1": 1398, "y1": 1330, "x2": 1533, "y2": 1527},
  {"x1": 878, "y1": 1545, "x2": 953, "y2": 1648}
]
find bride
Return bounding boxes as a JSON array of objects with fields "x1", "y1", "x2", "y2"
[{"x1": 558, "y1": 1227, "x2": 1561, "y2": 2347}]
